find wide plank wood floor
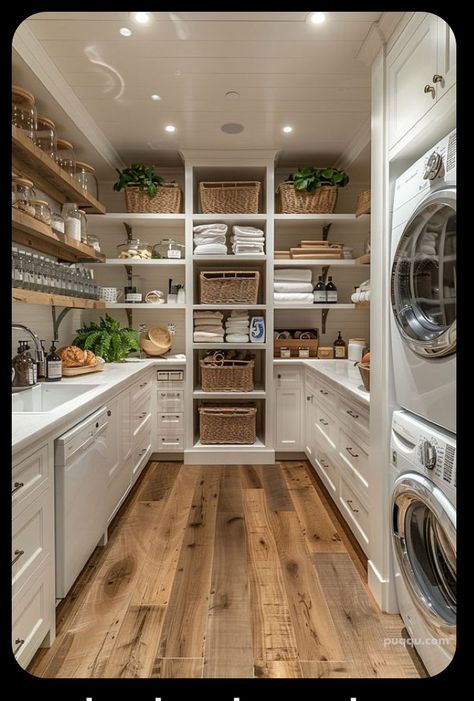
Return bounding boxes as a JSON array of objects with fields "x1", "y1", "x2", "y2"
[{"x1": 28, "y1": 461, "x2": 424, "y2": 679}]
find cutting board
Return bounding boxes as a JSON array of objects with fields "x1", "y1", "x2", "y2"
[{"x1": 62, "y1": 361, "x2": 105, "y2": 376}]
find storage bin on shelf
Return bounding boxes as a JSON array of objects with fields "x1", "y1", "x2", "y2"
[
  {"x1": 274, "y1": 338, "x2": 319, "y2": 358},
  {"x1": 355, "y1": 190, "x2": 371, "y2": 217},
  {"x1": 200, "y1": 358, "x2": 254, "y2": 392},
  {"x1": 200, "y1": 270, "x2": 260, "y2": 304},
  {"x1": 357, "y1": 362, "x2": 370, "y2": 391},
  {"x1": 276, "y1": 182, "x2": 338, "y2": 214},
  {"x1": 199, "y1": 181, "x2": 261, "y2": 213},
  {"x1": 124, "y1": 183, "x2": 182, "y2": 213},
  {"x1": 199, "y1": 405, "x2": 257, "y2": 444}
]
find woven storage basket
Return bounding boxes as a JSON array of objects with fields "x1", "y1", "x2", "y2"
[
  {"x1": 200, "y1": 270, "x2": 260, "y2": 304},
  {"x1": 277, "y1": 182, "x2": 338, "y2": 214},
  {"x1": 199, "y1": 405, "x2": 257, "y2": 444},
  {"x1": 357, "y1": 362, "x2": 370, "y2": 391},
  {"x1": 200, "y1": 358, "x2": 254, "y2": 392},
  {"x1": 124, "y1": 183, "x2": 181, "y2": 213},
  {"x1": 199, "y1": 181, "x2": 261, "y2": 213},
  {"x1": 355, "y1": 190, "x2": 371, "y2": 217}
]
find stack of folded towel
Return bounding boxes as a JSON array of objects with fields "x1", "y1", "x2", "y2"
[
  {"x1": 273, "y1": 268, "x2": 314, "y2": 304},
  {"x1": 193, "y1": 310, "x2": 224, "y2": 342},
  {"x1": 193, "y1": 223, "x2": 228, "y2": 255},
  {"x1": 225, "y1": 310, "x2": 250, "y2": 342},
  {"x1": 231, "y1": 226, "x2": 265, "y2": 256}
]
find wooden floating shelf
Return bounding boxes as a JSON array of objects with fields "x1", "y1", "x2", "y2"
[
  {"x1": 12, "y1": 207, "x2": 105, "y2": 262},
  {"x1": 87, "y1": 213, "x2": 185, "y2": 229},
  {"x1": 105, "y1": 303, "x2": 186, "y2": 309},
  {"x1": 12, "y1": 126, "x2": 106, "y2": 215},
  {"x1": 355, "y1": 254, "x2": 371, "y2": 265},
  {"x1": 193, "y1": 304, "x2": 266, "y2": 310},
  {"x1": 89, "y1": 258, "x2": 185, "y2": 266},
  {"x1": 274, "y1": 303, "x2": 355, "y2": 310},
  {"x1": 12, "y1": 288, "x2": 105, "y2": 309}
]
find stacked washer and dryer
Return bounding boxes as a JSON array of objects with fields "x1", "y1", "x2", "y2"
[{"x1": 389, "y1": 130, "x2": 456, "y2": 675}]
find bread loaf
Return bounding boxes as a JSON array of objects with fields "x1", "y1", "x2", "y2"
[
  {"x1": 57, "y1": 345, "x2": 88, "y2": 367},
  {"x1": 83, "y1": 350, "x2": 97, "y2": 366}
]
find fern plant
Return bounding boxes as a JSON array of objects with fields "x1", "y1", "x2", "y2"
[
  {"x1": 73, "y1": 315, "x2": 140, "y2": 362},
  {"x1": 113, "y1": 163, "x2": 165, "y2": 198},
  {"x1": 288, "y1": 167, "x2": 349, "y2": 193}
]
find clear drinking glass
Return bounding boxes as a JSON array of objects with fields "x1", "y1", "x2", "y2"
[
  {"x1": 12, "y1": 86, "x2": 37, "y2": 141},
  {"x1": 35, "y1": 115, "x2": 57, "y2": 160},
  {"x1": 56, "y1": 139, "x2": 76, "y2": 177}
]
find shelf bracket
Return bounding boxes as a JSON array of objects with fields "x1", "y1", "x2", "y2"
[
  {"x1": 126, "y1": 309, "x2": 133, "y2": 327},
  {"x1": 124, "y1": 222, "x2": 133, "y2": 241},
  {"x1": 321, "y1": 308, "x2": 329, "y2": 335},
  {"x1": 51, "y1": 305, "x2": 73, "y2": 340},
  {"x1": 322, "y1": 223, "x2": 332, "y2": 242},
  {"x1": 321, "y1": 264, "x2": 330, "y2": 283}
]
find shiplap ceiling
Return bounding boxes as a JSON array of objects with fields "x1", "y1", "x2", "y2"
[{"x1": 15, "y1": 11, "x2": 381, "y2": 170}]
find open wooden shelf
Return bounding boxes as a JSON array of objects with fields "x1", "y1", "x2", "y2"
[
  {"x1": 12, "y1": 126, "x2": 106, "y2": 215},
  {"x1": 89, "y1": 258, "x2": 185, "y2": 266},
  {"x1": 12, "y1": 288, "x2": 105, "y2": 309},
  {"x1": 355, "y1": 254, "x2": 371, "y2": 265},
  {"x1": 12, "y1": 207, "x2": 105, "y2": 263}
]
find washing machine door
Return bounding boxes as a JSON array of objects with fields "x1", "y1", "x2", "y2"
[
  {"x1": 391, "y1": 187, "x2": 456, "y2": 357},
  {"x1": 392, "y1": 473, "x2": 456, "y2": 653}
]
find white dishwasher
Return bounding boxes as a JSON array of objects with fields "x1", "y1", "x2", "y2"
[{"x1": 55, "y1": 406, "x2": 109, "y2": 598}]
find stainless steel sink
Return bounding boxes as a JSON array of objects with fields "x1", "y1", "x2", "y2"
[{"x1": 12, "y1": 384, "x2": 100, "y2": 413}]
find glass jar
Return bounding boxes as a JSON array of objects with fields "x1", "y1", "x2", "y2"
[
  {"x1": 78, "y1": 209, "x2": 88, "y2": 244},
  {"x1": 117, "y1": 239, "x2": 152, "y2": 259},
  {"x1": 62, "y1": 203, "x2": 82, "y2": 241},
  {"x1": 75, "y1": 161, "x2": 99, "y2": 200},
  {"x1": 56, "y1": 138, "x2": 76, "y2": 177},
  {"x1": 152, "y1": 238, "x2": 185, "y2": 259},
  {"x1": 51, "y1": 211, "x2": 65, "y2": 234},
  {"x1": 35, "y1": 115, "x2": 57, "y2": 160},
  {"x1": 12, "y1": 248, "x2": 20, "y2": 288},
  {"x1": 12, "y1": 176, "x2": 36, "y2": 216},
  {"x1": 22, "y1": 252, "x2": 34, "y2": 290},
  {"x1": 31, "y1": 199, "x2": 52, "y2": 225},
  {"x1": 86, "y1": 234, "x2": 101, "y2": 252},
  {"x1": 12, "y1": 85, "x2": 37, "y2": 141}
]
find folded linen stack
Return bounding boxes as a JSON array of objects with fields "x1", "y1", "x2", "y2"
[
  {"x1": 193, "y1": 223, "x2": 228, "y2": 256},
  {"x1": 193, "y1": 310, "x2": 225, "y2": 342},
  {"x1": 231, "y1": 226, "x2": 265, "y2": 256},
  {"x1": 225, "y1": 310, "x2": 250, "y2": 343},
  {"x1": 274, "y1": 268, "x2": 314, "y2": 304}
]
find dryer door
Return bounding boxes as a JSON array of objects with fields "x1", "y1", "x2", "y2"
[
  {"x1": 391, "y1": 187, "x2": 456, "y2": 357},
  {"x1": 392, "y1": 473, "x2": 456, "y2": 652}
]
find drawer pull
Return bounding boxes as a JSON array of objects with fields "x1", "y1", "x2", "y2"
[
  {"x1": 319, "y1": 418, "x2": 329, "y2": 426},
  {"x1": 138, "y1": 448, "x2": 147, "y2": 456},
  {"x1": 277, "y1": 374, "x2": 281, "y2": 379},
  {"x1": 139, "y1": 381, "x2": 148, "y2": 388},
  {"x1": 138, "y1": 412, "x2": 147, "y2": 419},
  {"x1": 12, "y1": 549, "x2": 25, "y2": 565},
  {"x1": 12, "y1": 482, "x2": 25, "y2": 495},
  {"x1": 306, "y1": 395, "x2": 312, "y2": 402},
  {"x1": 14, "y1": 638, "x2": 25, "y2": 655},
  {"x1": 107, "y1": 410, "x2": 112, "y2": 417},
  {"x1": 346, "y1": 409, "x2": 359, "y2": 419},
  {"x1": 346, "y1": 447, "x2": 359, "y2": 458},
  {"x1": 346, "y1": 499, "x2": 360, "y2": 514},
  {"x1": 319, "y1": 389, "x2": 328, "y2": 395},
  {"x1": 320, "y1": 460, "x2": 328, "y2": 468}
]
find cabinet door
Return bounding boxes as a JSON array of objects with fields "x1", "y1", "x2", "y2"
[
  {"x1": 304, "y1": 391, "x2": 315, "y2": 459},
  {"x1": 388, "y1": 14, "x2": 438, "y2": 150},
  {"x1": 105, "y1": 395, "x2": 130, "y2": 520},
  {"x1": 119, "y1": 388, "x2": 132, "y2": 464},
  {"x1": 275, "y1": 388, "x2": 302, "y2": 451},
  {"x1": 436, "y1": 18, "x2": 456, "y2": 97}
]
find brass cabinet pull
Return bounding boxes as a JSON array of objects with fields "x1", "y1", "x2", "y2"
[
  {"x1": 12, "y1": 482, "x2": 24, "y2": 495},
  {"x1": 432, "y1": 74, "x2": 443, "y2": 83},
  {"x1": 346, "y1": 409, "x2": 359, "y2": 419},
  {"x1": 424, "y1": 84, "x2": 435, "y2": 95},
  {"x1": 319, "y1": 389, "x2": 328, "y2": 395},
  {"x1": 14, "y1": 638, "x2": 25, "y2": 655},
  {"x1": 346, "y1": 499, "x2": 360, "y2": 514},
  {"x1": 346, "y1": 447, "x2": 359, "y2": 458},
  {"x1": 139, "y1": 381, "x2": 148, "y2": 388},
  {"x1": 12, "y1": 549, "x2": 25, "y2": 565},
  {"x1": 319, "y1": 418, "x2": 329, "y2": 426}
]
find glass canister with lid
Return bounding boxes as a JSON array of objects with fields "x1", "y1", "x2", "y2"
[
  {"x1": 12, "y1": 176, "x2": 36, "y2": 216},
  {"x1": 31, "y1": 199, "x2": 52, "y2": 225},
  {"x1": 62, "y1": 203, "x2": 82, "y2": 241},
  {"x1": 56, "y1": 139, "x2": 76, "y2": 177},
  {"x1": 86, "y1": 234, "x2": 101, "y2": 253},
  {"x1": 117, "y1": 239, "x2": 152, "y2": 259},
  {"x1": 12, "y1": 85, "x2": 37, "y2": 141},
  {"x1": 35, "y1": 115, "x2": 57, "y2": 160},
  {"x1": 78, "y1": 209, "x2": 88, "y2": 244},
  {"x1": 51, "y1": 211, "x2": 65, "y2": 234},
  {"x1": 75, "y1": 161, "x2": 99, "y2": 200},
  {"x1": 152, "y1": 238, "x2": 185, "y2": 259}
]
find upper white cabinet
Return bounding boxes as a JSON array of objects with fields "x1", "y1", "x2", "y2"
[{"x1": 388, "y1": 14, "x2": 456, "y2": 153}]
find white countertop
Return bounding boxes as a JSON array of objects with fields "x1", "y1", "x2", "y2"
[
  {"x1": 12, "y1": 356, "x2": 186, "y2": 455},
  {"x1": 274, "y1": 358, "x2": 370, "y2": 406}
]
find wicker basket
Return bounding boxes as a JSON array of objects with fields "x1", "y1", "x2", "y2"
[
  {"x1": 355, "y1": 190, "x2": 371, "y2": 217},
  {"x1": 200, "y1": 270, "x2": 260, "y2": 304},
  {"x1": 276, "y1": 182, "x2": 338, "y2": 214},
  {"x1": 199, "y1": 405, "x2": 257, "y2": 444},
  {"x1": 357, "y1": 362, "x2": 370, "y2": 391},
  {"x1": 199, "y1": 181, "x2": 261, "y2": 213},
  {"x1": 124, "y1": 183, "x2": 181, "y2": 213},
  {"x1": 200, "y1": 358, "x2": 254, "y2": 392}
]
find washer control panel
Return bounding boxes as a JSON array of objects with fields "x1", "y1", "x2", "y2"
[
  {"x1": 416, "y1": 433, "x2": 456, "y2": 488},
  {"x1": 423, "y1": 151, "x2": 443, "y2": 180}
]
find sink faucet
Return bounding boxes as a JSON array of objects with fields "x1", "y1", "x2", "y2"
[{"x1": 12, "y1": 324, "x2": 45, "y2": 387}]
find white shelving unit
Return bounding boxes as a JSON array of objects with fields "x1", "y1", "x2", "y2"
[
  {"x1": 193, "y1": 304, "x2": 266, "y2": 310},
  {"x1": 193, "y1": 387, "x2": 266, "y2": 398}
]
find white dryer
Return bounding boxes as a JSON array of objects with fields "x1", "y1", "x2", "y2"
[
  {"x1": 390, "y1": 130, "x2": 456, "y2": 433},
  {"x1": 391, "y1": 410, "x2": 456, "y2": 676}
]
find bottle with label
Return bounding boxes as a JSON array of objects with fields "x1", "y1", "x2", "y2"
[
  {"x1": 325, "y1": 276, "x2": 338, "y2": 303},
  {"x1": 23, "y1": 342, "x2": 38, "y2": 384},
  {"x1": 333, "y1": 331, "x2": 347, "y2": 359},
  {"x1": 37, "y1": 340, "x2": 47, "y2": 379},
  {"x1": 314, "y1": 275, "x2": 327, "y2": 303},
  {"x1": 12, "y1": 342, "x2": 35, "y2": 387},
  {"x1": 46, "y1": 340, "x2": 62, "y2": 382}
]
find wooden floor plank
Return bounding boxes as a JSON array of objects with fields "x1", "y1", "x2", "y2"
[
  {"x1": 138, "y1": 462, "x2": 181, "y2": 502},
  {"x1": 240, "y1": 465, "x2": 263, "y2": 489},
  {"x1": 289, "y1": 486, "x2": 346, "y2": 553},
  {"x1": 217, "y1": 466, "x2": 243, "y2": 512},
  {"x1": 260, "y1": 464, "x2": 294, "y2": 511},
  {"x1": 255, "y1": 660, "x2": 302, "y2": 678},
  {"x1": 300, "y1": 660, "x2": 359, "y2": 678},
  {"x1": 152, "y1": 658, "x2": 204, "y2": 678},
  {"x1": 280, "y1": 461, "x2": 314, "y2": 489}
]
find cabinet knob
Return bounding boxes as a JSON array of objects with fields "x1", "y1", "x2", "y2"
[
  {"x1": 12, "y1": 549, "x2": 25, "y2": 565},
  {"x1": 107, "y1": 410, "x2": 112, "y2": 417},
  {"x1": 306, "y1": 395, "x2": 312, "y2": 401},
  {"x1": 432, "y1": 74, "x2": 444, "y2": 84},
  {"x1": 277, "y1": 374, "x2": 281, "y2": 379},
  {"x1": 14, "y1": 638, "x2": 25, "y2": 655},
  {"x1": 424, "y1": 84, "x2": 435, "y2": 95}
]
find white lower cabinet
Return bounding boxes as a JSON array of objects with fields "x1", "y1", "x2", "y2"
[
  {"x1": 106, "y1": 391, "x2": 133, "y2": 523},
  {"x1": 275, "y1": 388, "x2": 302, "y2": 450},
  {"x1": 155, "y1": 369, "x2": 185, "y2": 452}
]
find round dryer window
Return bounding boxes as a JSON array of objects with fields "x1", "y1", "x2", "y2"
[{"x1": 391, "y1": 187, "x2": 456, "y2": 357}]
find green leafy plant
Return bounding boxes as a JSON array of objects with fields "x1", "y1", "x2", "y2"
[
  {"x1": 73, "y1": 315, "x2": 140, "y2": 362},
  {"x1": 113, "y1": 163, "x2": 165, "y2": 198},
  {"x1": 288, "y1": 167, "x2": 349, "y2": 193}
]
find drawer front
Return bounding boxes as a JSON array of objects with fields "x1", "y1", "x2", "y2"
[
  {"x1": 156, "y1": 389, "x2": 184, "y2": 412},
  {"x1": 12, "y1": 561, "x2": 53, "y2": 669},
  {"x1": 157, "y1": 369, "x2": 185, "y2": 386},
  {"x1": 131, "y1": 375, "x2": 153, "y2": 406},
  {"x1": 274, "y1": 368, "x2": 301, "y2": 389},
  {"x1": 305, "y1": 370, "x2": 318, "y2": 394},
  {"x1": 132, "y1": 416, "x2": 152, "y2": 478},
  {"x1": 158, "y1": 412, "x2": 184, "y2": 430},
  {"x1": 312, "y1": 376, "x2": 339, "y2": 415},
  {"x1": 156, "y1": 432, "x2": 184, "y2": 452},
  {"x1": 314, "y1": 402, "x2": 339, "y2": 451},
  {"x1": 12, "y1": 444, "x2": 49, "y2": 518},
  {"x1": 338, "y1": 427, "x2": 369, "y2": 503},
  {"x1": 12, "y1": 489, "x2": 52, "y2": 596},
  {"x1": 132, "y1": 391, "x2": 152, "y2": 436},
  {"x1": 339, "y1": 396, "x2": 369, "y2": 445},
  {"x1": 339, "y1": 477, "x2": 370, "y2": 554},
  {"x1": 314, "y1": 445, "x2": 338, "y2": 497}
]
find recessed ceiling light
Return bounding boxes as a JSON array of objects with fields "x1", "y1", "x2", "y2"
[
  {"x1": 309, "y1": 12, "x2": 326, "y2": 25},
  {"x1": 165, "y1": 124, "x2": 176, "y2": 133},
  {"x1": 119, "y1": 27, "x2": 132, "y2": 37},
  {"x1": 282, "y1": 125, "x2": 293, "y2": 133},
  {"x1": 221, "y1": 123, "x2": 244, "y2": 134},
  {"x1": 133, "y1": 12, "x2": 151, "y2": 24},
  {"x1": 225, "y1": 90, "x2": 240, "y2": 98},
  {"x1": 151, "y1": 94, "x2": 161, "y2": 101}
]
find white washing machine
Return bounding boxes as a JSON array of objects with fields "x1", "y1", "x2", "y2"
[
  {"x1": 391, "y1": 410, "x2": 456, "y2": 676},
  {"x1": 390, "y1": 130, "x2": 456, "y2": 433}
]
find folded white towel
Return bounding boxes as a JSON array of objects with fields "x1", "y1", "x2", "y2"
[
  {"x1": 274, "y1": 292, "x2": 314, "y2": 304},
  {"x1": 232, "y1": 226, "x2": 264, "y2": 237},
  {"x1": 274, "y1": 268, "x2": 312, "y2": 283},
  {"x1": 232, "y1": 243, "x2": 265, "y2": 254},
  {"x1": 229, "y1": 312, "x2": 249, "y2": 319},
  {"x1": 194, "y1": 243, "x2": 228, "y2": 255},
  {"x1": 226, "y1": 324, "x2": 250, "y2": 331},
  {"x1": 194, "y1": 325, "x2": 225, "y2": 333},
  {"x1": 231, "y1": 235, "x2": 264, "y2": 243},
  {"x1": 194, "y1": 235, "x2": 227, "y2": 246},
  {"x1": 194, "y1": 332, "x2": 225, "y2": 342},
  {"x1": 274, "y1": 282, "x2": 314, "y2": 293},
  {"x1": 194, "y1": 311, "x2": 223, "y2": 319},
  {"x1": 225, "y1": 333, "x2": 249, "y2": 343},
  {"x1": 193, "y1": 223, "x2": 228, "y2": 233}
]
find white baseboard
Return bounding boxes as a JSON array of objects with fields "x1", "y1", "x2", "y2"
[{"x1": 368, "y1": 559, "x2": 399, "y2": 613}]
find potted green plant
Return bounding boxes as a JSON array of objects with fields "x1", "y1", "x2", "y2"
[
  {"x1": 277, "y1": 167, "x2": 349, "y2": 214},
  {"x1": 73, "y1": 315, "x2": 140, "y2": 362},
  {"x1": 113, "y1": 163, "x2": 181, "y2": 213}
]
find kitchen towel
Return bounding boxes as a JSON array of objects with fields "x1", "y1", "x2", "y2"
[
  {"x1": 274, "y1": 281, "x2": 314, "y2": 293},
  {"x1": 194, "y1": 311, "x2": 223, "y2": 319},
  {"x1": 194, "y1": 243, "x2": 228, "y2": 255},
  {"x1": 274, "y1": 292, "x2": 314, "y2": 304},
  {"x1": 194, "y1": 332, "x2": 225, "y2": 342},
  {"x1": 274, "y1": 268, "x2": 312, "y2": 283},
  {"x1": 232, "y1": 225, "x2": 264, "y2": 238},
  {"x1": 194, "y1": 223, "x2": 228, "y2": 234},
  {"x1": 194, "y1": 325, "x2": 225, "y2": 333},
  {"x1": 225, "y1": 333, "x2": 250, "y2": 343}
]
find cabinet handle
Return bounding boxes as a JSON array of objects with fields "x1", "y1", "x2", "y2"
[
  {"x1": 12, "y1": 482, "x2": 24, "y2": 495},
  {"x1": 424, "y1": 84, "x2": 435, "y2": 95},
  {"x1": 306, "y1": 395, "x2": 312, "y2": 402},
  {"x1": 346, "y1": 447, "x2": 359, "y2": 458},
  {"x1": 139, "y1": 412, "x2": 147, "y2": 419},
  {"x1": 320, "y1": 459, "x2": 328, "y2": 468},
  {"x1": 346, "y1": 499, "x2": 359, "y2": 514},
  {"x1": 14, "y1": 638, "x2": 25, "y2": 655},
  {"x1": 139, "y1": 381, "x2": 148, "y2": 388},
  {"x1": 346, "y1": 409, "x2": 359, "y2": 419},
  {"x1": 138, "y1": 448, "x2": 147, "y2": 456},
  {"x1": 319, "y1": 418, "x2": 329, "y2": 426},
  {"x1": 12, "y1": 549, "x2": 25, "y2": 565},
  {"x1": 107, "y1": 410, "x2": 112, "y2": 417},
  {"x1": 432, "y1": 74, "x2": 444, "y2": 84},
  {"x1": 319, "y1": 389, "x2": 328, "y2": 395},
  {"x1": 277, "y1": 374, "x2": 281, "y2": 379}
]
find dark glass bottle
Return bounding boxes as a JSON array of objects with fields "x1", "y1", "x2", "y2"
[
  {"x1": 325, "y1": 276, "x2": 338, "y2": 303},
  {"x1": 12, "y1": 342, "x2": 35, "y2": 387},
  {"x1": 314, "y1": 275, "x2": 326, "y2": 303},
  {"x1": 23, "y1": 342, "x2": 38, "y2": 384},
  {"x1": 46, "y1": 340, "x2": 62, "y2": 382},
  {"x1": 38, "y1": 340, "x2": 46, "y2": 379},
  {"x1": 334, "y1": 331, "x2": 347, "y2": 359}
]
